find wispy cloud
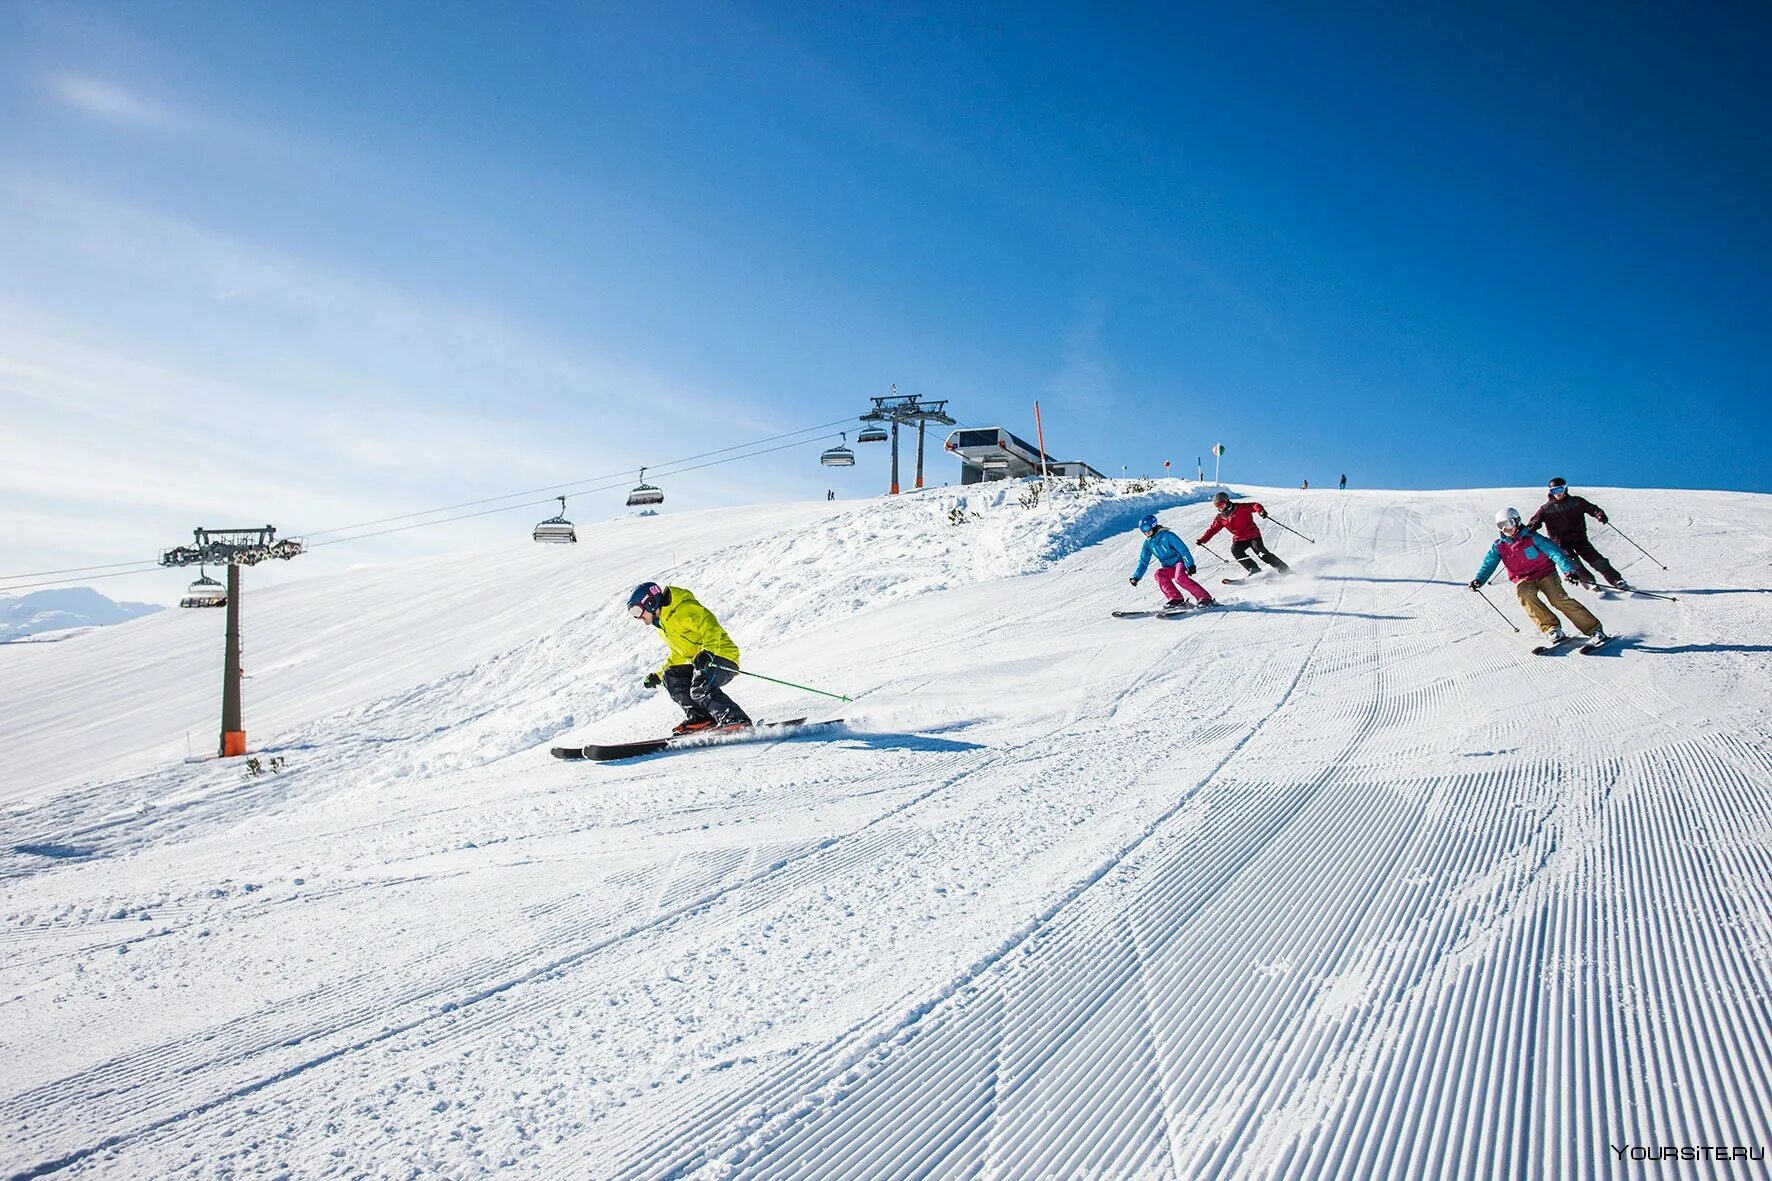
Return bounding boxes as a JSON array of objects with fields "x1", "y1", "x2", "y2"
[
  {"x1": 0, "y1": 179, "x2": 761, "y2": 602},
  {"x1": 44, "y1": 70, "x2": 176, "y2": 127}
]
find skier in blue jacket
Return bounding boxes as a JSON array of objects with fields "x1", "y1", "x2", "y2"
[{"x1": 1129, "y1": 514, "x2": 1215, "y2": 608}]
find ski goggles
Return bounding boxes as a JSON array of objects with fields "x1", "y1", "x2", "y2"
[
  {"x1": 1549, "y1": 486, "x2": 1569, "y2": 497},
  {"x1": 628, "y1": 604, "x2": 650, "y2": 619}
]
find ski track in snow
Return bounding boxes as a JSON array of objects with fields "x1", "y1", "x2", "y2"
[{"x1": 1, "y1": 484, "x2": 1769, "y2": 1179}]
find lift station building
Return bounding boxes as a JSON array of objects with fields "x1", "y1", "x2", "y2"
[{"x1": 944, "y1": 427, "x2": 1104, "y2": 484}]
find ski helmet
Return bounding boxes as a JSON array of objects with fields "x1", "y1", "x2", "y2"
[
  {"x1": 1495, "y1": 507, "x2": 1522, "y2": 531},
  {"x1": 1138, "y1": 513, "x2": 1160, "y2": 533},
  {"x1": 627, "y1": 582, "x2": 665, "y2": 620},
  {"x1": 1212, "y1": 492, "x2": 1231, "y2": 509}
]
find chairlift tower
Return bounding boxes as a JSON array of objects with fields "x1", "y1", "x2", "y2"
[
  {"x1": 159, "y1": 526, "x2": 304, "y2": 757},
  {"x1": 858, "y1": 387, "x2": 957, "y2": 495}
]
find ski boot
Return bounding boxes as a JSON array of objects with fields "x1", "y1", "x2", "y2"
[{"x1": 671, "y1": 718, "x2": 718, "y2": 737}]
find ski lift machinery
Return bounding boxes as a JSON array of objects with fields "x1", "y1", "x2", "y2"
[
  {"x1": 820, "y1": 432, "x2": 856, "y2": 467},
  {"x1": 532, "y1": 496, "x2": 577, "y2": 544},
  {"x1": 626, "y1": 468, "x2": 665, "y2": 508},
  {"x1": 180, "y1": 567, "x2": 227, "y2": 608}
]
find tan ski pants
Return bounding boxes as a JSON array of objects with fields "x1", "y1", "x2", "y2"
[{"x1": 1514, "y1": 574, "x2": 1601, "y2": 636}]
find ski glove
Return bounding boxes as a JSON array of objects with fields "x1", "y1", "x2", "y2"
[
  {"x1": 1597, "y1": 512, "x2": 1609, "y2": 524},
  {"x1": 1468, "y1": 580, "x2": 1483, "y2": 591},
  {"x1": 1184, "y1": 564, "x2": 1196, "y2": 576},
  {"x1": 1128, "y1": 577, "x2": 1139, "y2": 586},
  {"x1": 692, "y1": 650, "x2": 714, "y2": 671},
  {"x1": 642, "y1": 671, "x2": 662, "y2": 689}
]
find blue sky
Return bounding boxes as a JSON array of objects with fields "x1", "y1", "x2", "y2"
[{"x1": 2, "y1": 1, "x2": 1767, "y2": 601}]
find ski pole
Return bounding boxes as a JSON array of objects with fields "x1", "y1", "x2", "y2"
[
  {"x1": 1263, "y1": 515, "x2": 1316, "y2": 544},
  {"x1": 1197, "y1": 542, "x2": 1229, "y2": 565},
  {"x1": 738, "y1": 669, "x2": 853, "y2": 703},
  {"x1": 1606, "y1": 523, "x2": 1667, "y2": 570},
  {"x1": 1625, "y1": 588, "x2": 1679, "y2": 602},
  {"x1": 1471, "y1": 585, "x2": 1519, "y2": 633}
]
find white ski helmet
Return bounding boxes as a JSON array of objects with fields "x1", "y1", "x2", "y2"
[{"x1": 1495, "y1": 507, "x2": 1522, "y2": 531}]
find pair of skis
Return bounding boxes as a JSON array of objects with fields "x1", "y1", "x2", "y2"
[
  {"x1": 1112, "y1": 603, "x2": 1209, "y2": 619},
  {"x1": 551, "y1": 717, "x2": 842, "y2": 762},
  {"x1": 1532, "y1": 633, "x2": 1615, "y2": 656},
  {"x1": 1589, "y1": 585, "x2": 1678, "y2": 601}
]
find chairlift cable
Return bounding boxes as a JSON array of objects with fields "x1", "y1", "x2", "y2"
[
  {"x1": 309, "y1": 434, "x2": 840, "y2": 549},
  {"x1": 0, "y1": 557, "x2": 165, "y2": 580},
  {"x1": 1, "y1": 418, "x2": 858, "y2": 585},
  {"x1": 295, "y1": 416, "x2": 855, "y2": 540},
  {"x1": 0, "y1": 564, "x2": 166, "y2": 593}
]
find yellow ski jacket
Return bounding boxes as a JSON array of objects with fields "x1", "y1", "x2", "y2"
[{"x1": 652, "y1": 586, "x2": 741, "y2": 678}]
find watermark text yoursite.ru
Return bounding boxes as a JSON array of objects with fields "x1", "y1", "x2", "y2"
[{"x1": 1611, "y1": 1143, "x2": 1765, "y2": 1163}]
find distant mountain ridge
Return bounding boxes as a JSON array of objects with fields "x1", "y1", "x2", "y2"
[{"x1": 1, "y1": 587, "x2": 164, "y2": 641}]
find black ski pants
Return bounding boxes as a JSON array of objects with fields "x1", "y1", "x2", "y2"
[
  {"x1": 1554, "y1": 535, "x2": 1622, "y2": 586},
  {"x1": 1231, "y1": 535, "x2": 1290, "y2": 575},
  {"x1": 663, "y1": 657, "x2": 751, "y2": 726}
]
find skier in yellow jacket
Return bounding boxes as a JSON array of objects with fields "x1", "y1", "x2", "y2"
[{"x1": 626, "y1": 582, "x2": 752, "y2": 735}]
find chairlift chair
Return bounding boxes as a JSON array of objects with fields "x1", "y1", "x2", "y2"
[
  {"x1": 180, "y1": 567, "x2": 227, "y2": 609},
  {"x1": 533, "y1": 496, "x2": 577, "y2": 544},
  {"x1": 857, "y1": 426, "x2": 889, "y2": 445},
  {"x1": 981, "y1": 454, "x2": 1010, "y2": 471},
  {"x1": 819, "y1": 433, "x2": 856, "y2": 467},
  {"x1": 626, "y1": 468, "x2": 665, "y2": 508}
]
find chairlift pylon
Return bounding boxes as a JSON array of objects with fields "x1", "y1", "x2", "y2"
[
  {"x1": 820, "y1": 432, "x2": 856, "y2": 468},
  {"x1": 626, "y1": 468, "x2": 664, "y2": 508},
  {"x1": 179, "y1": 566, "x2": 227, "y2": 609},
  {"x1": 533, "y1": 495, "x2": 577, "y2": 544}
]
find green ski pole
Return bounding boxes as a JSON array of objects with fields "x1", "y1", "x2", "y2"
[{"x1": 738, "y1": 669, "x2": 853, "y2": 703}]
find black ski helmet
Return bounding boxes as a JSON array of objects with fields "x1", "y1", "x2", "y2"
[
  {"x1": 1212, "y1": 491, "x2": 1232, "y2": 509},
  {"x1": 1548, "y1": 477, "x2": 1569, "y2": 494},
  {"x1": 627, "y1": 582, "x2": 665, "y2": 619}
]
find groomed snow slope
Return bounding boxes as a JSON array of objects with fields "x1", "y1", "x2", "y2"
[{"x1": 2, "y1": 483, "x2": 1769, "y2": 1179}]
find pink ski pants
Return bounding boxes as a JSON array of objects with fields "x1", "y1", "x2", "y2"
[{"x1": 1156, "y1": 564, "x2": 1211, "y2": 603}]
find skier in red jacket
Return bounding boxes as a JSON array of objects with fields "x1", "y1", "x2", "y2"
[{"x1": 1198, "y1": 492, "x2": 1290, "y2": 578}]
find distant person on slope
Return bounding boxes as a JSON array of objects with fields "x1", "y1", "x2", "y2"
[
  {"x1": 627, "y1": 582, "x2": 752, "y2": 735},
  {"x1": 1128, "y1": 514, "x2": 1215, "y2": 609},
  {"x1": 1339, "y1": 473, "x2": 1347, "y2": 490},
  {"x1": 1469, "y1": 509, "x2": 1610, "y2": 647},
  {"x1": 1526, "y1": 478, "x2": 1629, "y2": 590},
  {"x1": 1199, "y1": 492, "x2": 1290, "y2": 578}
]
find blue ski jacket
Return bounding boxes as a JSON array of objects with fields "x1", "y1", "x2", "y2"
[{"x1": 1132, "y1": 527, "x2": 1196, "y2": 579}]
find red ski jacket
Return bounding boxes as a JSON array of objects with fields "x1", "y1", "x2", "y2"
[{"x1": 1199, "y1": 502, "x2": 1266, "y2": 544}]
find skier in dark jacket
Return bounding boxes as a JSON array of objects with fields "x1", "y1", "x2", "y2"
[
  {"x1": 628, "y1": 582, "x2": 752, "y2": 735},
  {"x1": 1129, "y1": 514, "x2": 1215, "y2": 608},
  {"x1": 1198, "y1": 492, "x2": 1290, "y2": 577},
  {"x1": 1526, "y1": 478, "x2": 1628, "y2": 590}
]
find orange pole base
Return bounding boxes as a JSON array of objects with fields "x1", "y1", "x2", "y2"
[{"x1": 221, "y1": 731, "x2": 247, "y2": 757}]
